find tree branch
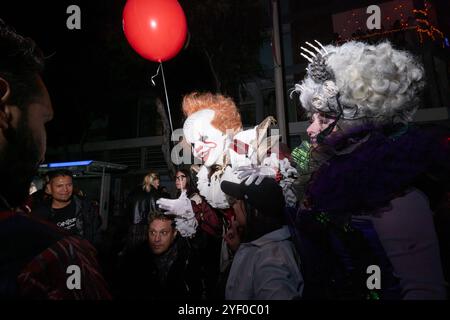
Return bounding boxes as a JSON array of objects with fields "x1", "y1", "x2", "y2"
[{"x1": 204, "y1": 49, "x2": 222, "y2": 93}]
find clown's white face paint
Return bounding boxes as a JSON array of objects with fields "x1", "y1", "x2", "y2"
[{"x1": 183, "y1": 109, "x2": 228, "y2": 167}]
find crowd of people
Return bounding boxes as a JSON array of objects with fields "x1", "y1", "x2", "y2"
[{"x1": 1, "y1": 19, "x2": 449, "y2": 300}]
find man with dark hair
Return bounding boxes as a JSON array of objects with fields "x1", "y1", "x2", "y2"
[
  {"x1": 116, "y1": 211, "x2": 202, "y2": 300},
  {"x1": 33, "y1": 169, "x2": 102, "y2": 247},
  {"x1": 0, "y1": 19, "x2": 110, "y2": 299},
  {"x1": 221, "y1": 178, "x2": 304, "y2": 300}
]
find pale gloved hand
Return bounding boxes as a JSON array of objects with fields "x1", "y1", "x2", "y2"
[
  {"x1": 157, "y1": 191, "x2": 193, "y2": 218},
  {"x1": 235, "y1": 153, "x2": 280, "y2": 186},
  {"x1": 156, "y1": 191, "x2": 198, "y2": 237},
  {"x1": 235, "y1": 164, "x2": 277, "y2": 186}
]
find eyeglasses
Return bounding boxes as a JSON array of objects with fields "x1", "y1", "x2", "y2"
[{"x1": 175, "y1": 175, "x2": 186, "y2": 181}]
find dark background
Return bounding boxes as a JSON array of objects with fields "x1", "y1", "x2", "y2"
[
  {"x1": 1, "y1": 0, "x2": 449, "y2": 158},
  {"x1": 1, "y1": 0, "x2": 217, "y2": 146}
]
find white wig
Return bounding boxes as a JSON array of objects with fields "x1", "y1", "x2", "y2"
[{"x1": 293, "y1": 41, "x2": 425, "y2": 124}]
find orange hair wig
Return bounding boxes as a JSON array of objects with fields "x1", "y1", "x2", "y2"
[{"x1": 182, "y1": 92, "x2": 242, "y2": 134}]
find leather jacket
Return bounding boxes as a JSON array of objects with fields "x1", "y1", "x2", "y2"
[
  {"x1": 125, "y1": 187, "x2": 161, "y2": 250},
  {"x1": 117, "y1": 236, "x2": 202, "y2": 300},
  {"x1": 128, "y1": 188, "x2": 160, "y2": 225}
]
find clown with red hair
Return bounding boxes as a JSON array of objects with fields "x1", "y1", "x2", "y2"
[{"x1": 157, "y1": 92, "x2": 298, "y2": 238}]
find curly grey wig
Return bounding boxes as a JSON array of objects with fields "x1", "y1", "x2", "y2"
[{"x1": 292, "y1": 41, "x2": 426, "y2": 126}]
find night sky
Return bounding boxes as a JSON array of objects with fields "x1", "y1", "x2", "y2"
[
  {"x1": 1, "y1": 0, "x2": 216, "y2": 148},
  {"x1": 2, "y1": 0, "x2": 449, "y2": 150}
]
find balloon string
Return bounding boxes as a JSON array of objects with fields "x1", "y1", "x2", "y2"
[
  {"x1": 150, "y1": 63, "x2": 173, "y2": 133},
  {"x1": 160, "y1": 62, "x2": 174, "y2": 133},
  {"x1": 150, "y1": 64, "x2": 162, "y2": 87}
]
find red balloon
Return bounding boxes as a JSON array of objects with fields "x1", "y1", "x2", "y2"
[{"x1": 123, "y1": 0, "x2": 187, "y2": 62}]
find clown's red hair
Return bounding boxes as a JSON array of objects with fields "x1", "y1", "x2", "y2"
[{"x1": 182, "y1": 92, "x2": 242, "y2": 134}]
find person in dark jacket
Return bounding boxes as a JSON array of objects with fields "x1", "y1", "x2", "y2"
[
  {"x1": 175, "y1": 168, "x2": 223, "y2": 298},
  {"x1": 32, "y1": 169, "x2": 102, "y2": 248},
  {"x1": 0, "y1": 19, "x2": 110, "y2": 299},
  {"x1": 290, "y1": 40, "x2": 448, "y2": 299},
  {"x1": 116, "y1": 211, "x2": 202, "y2": 300},
  {"x1": 125, "y1": 170, "x2": 161, "y2": 251}
]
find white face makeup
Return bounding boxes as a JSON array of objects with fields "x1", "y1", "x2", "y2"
[{"x1": 183, "y1": 109, "x2": 228, "y2": 167}]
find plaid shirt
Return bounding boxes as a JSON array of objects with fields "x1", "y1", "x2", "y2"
[{"x1": 0, "y1": 210, "x2": 111, "y2": 299}]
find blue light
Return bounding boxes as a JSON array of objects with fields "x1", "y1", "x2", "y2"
[
  {"x1": 46, "y1": 160, "x2": 94, "y2": 168},
  {"x1": 445, "y1": 38, "x2": 450, "y2": 48}
]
